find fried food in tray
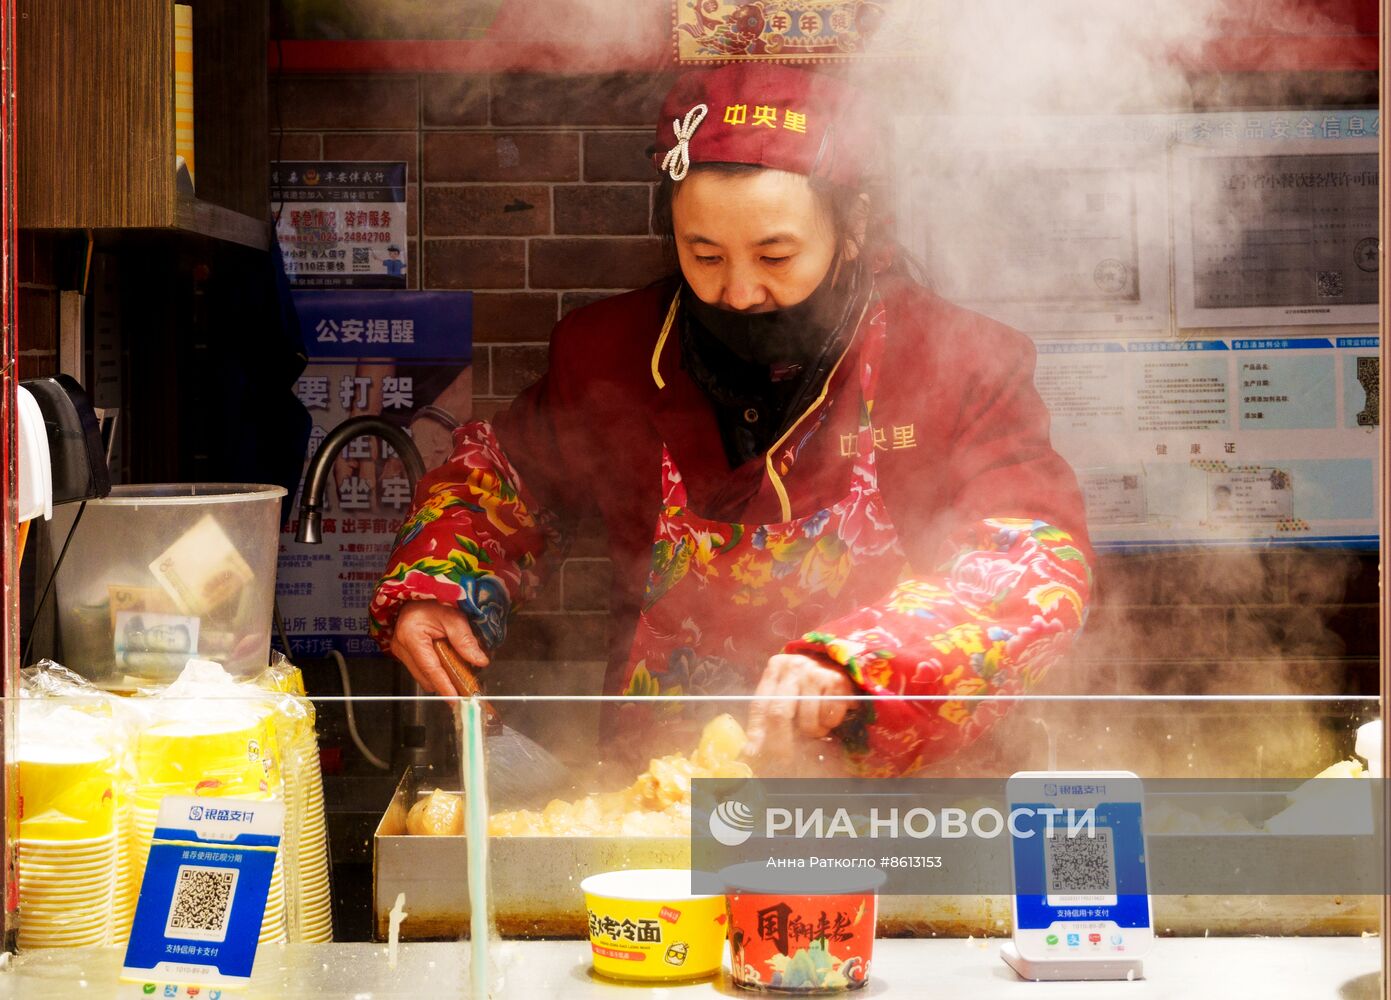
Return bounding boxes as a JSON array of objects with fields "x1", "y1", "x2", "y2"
[
  {"x1": 406, "y1": 787, "x2": 465, "y2": 836},
  {"x1": 405, "y1": 714, "x2": 750, "y2": 837},
  {"x1": 491, "y1": 713, "x2": 751, "y2": 837}
]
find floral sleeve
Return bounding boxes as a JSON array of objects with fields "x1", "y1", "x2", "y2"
[
  {"x1": 368, "y1": 421, "x2": 561, "y2": 652},
  {"x1": 783, "y1": 517, "x2": 1092, "y2": 776}
]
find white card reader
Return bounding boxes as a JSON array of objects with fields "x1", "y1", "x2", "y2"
[{"x1": 1001, "y1": 770, "x2": 1152, "y2": 982}]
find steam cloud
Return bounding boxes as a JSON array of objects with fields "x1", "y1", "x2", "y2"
[
  {"x1": 318, "y1": 1, "x2": 1374, "y2": 783},
  {"x1": 834, "y1": 0, "x2": 1375, "y2": 778}
]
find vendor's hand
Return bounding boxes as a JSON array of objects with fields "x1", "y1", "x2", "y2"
[
  {"x1": 390, "y1": 601, "x2": 489, "y2": 696},
  {"x1": 745, "y1": 654, "x2": 856, "y2": 766}
]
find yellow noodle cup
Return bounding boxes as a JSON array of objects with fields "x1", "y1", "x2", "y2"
[
  {"x1": 135, "y1": 716, "x2": 275, "y2": 799},
  {"x1": 17, "y1": 748, "x2": 116, "y2": 841},
  {"x1": 580, "y1": 869, "x2": 726, "y2": 983}
]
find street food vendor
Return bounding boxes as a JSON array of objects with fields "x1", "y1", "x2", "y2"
[{"x1": 368, "y1": 63, "x2": 1093, "y2": 776}]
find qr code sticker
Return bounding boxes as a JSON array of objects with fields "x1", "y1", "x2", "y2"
[
  {"x1": 352, "y1": 247, "x2": 369, "y2": 266},
  {"x1": 1044, "y1": 827, "x2": 1117, "y2": 907},
  {"x1": 164, "y1": 865, "x2": 239, "y2": 942},
  {"x1": 1316, "y1": 270, "x2": 1345, "y2": 298},
  {"x1": 1355, "y1": 357, "x2": 1379, "y2": 427}
]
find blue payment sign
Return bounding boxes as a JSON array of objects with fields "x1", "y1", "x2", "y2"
[
  {"x1": 121, "y1": 797, "x2": 285, "y2": 990},
  {"x1": 1007, "y1": 772, "x2": 1154, "y2": 964}
]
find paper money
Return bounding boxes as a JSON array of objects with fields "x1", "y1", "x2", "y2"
[
  {"x1": 107, "y1": 584, "x2": 177, "y2": 629},
  {"x1": 113, "y1": 610, "x2": 200, "y2": 672},
  {"x1": 149, "y1": 514, "x2": 255, "y2": 616}
]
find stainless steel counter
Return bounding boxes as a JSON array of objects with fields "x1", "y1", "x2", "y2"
[{"x1": 0, "y1": 938, "x2": 1380, "y2": 998}]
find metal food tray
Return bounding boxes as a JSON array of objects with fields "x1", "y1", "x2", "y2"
[
  {"x1": 375, "y1": 766, "x2": 687, "y2": 939},
  {"x1": 374, "y1": 770, "x2": 1379, "y2": 940}
]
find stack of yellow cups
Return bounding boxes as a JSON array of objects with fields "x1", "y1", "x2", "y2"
[
  {"x1": 16, "y1": 744, "x2": 118, "y2": 949},
  {"x1": 263, "y1": 852, "x2": 288, "y2": 944},
  {"x1": 285, "y1": 709, "x2": 333, "y2": 942},
  {"x1": 130, "y1": 710, "x2": 287, "y2": 944},
  {"x1": 260, "y1": 664, "x2": 333, "y2": 943},
  {"x1": 111, "y1": 798, "x2": 137, "y2": 945}
]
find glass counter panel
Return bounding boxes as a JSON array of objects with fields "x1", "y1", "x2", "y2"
[{"x1": 2, "y1": 684, "x2": 1383, "y2": 998}]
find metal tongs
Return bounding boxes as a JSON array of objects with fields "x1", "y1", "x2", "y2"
[{"x1": 432, "y1": 639, "x2": 570, "y2": 807}]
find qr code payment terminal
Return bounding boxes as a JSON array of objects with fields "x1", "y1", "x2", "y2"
[{"x1": 1002, "y1": 770, "x2": 1152, "y2": 982}]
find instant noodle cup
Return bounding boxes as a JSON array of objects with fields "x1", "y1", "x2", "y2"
[
  {"x1": 722, "y1": 862, "x2": 886, "y2": 993},
  {"x1": 580, "y1": 869, "x2": 726, "y2": 982},
  {"x1": 17, "y1": 746, "x2": 116, "y2": 841}
]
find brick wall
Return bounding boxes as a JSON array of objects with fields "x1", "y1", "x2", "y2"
[
  {"x1": 1083, "y1": 548, "x2": 1377, "y2": 696},
  {"x1": 275, "y1": 71, "x2": 684, "y2": 669},
  {"x1": 272, "y1": 70, "x2": 1379, "y2": 695},
  {"x1": 11, "y1": 71, "x2": 1375, "y2": 702}
]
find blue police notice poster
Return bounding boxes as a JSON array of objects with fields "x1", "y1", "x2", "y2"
[{"x1": 279, "y1": 290, "x2": 473, "y2": 657}]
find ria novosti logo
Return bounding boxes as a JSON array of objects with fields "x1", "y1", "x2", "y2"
[
  {"x1": 703, "y1": 797, "x2": 1100, "y2": 842},
  {"x1": 708, "y1": 799, "x2": 756, "y2": 846}
]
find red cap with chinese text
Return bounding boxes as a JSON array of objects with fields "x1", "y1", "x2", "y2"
[{"x1": 652, "y1": 63, "x2": 876, "y2": 187}]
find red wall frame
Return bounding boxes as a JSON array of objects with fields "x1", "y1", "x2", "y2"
[
  {"x1": 0, "y1": 0, "x2": 15, "y2": 699},
  {"x1": 0, "y1": 0, "x2": 18, "y2": 944},
  {"x1": 271, "y1": 0, "x2": 1376, "y2": 75},
  {"x1": 272, "y1": 0, "x2": 671, "y2": 74}
]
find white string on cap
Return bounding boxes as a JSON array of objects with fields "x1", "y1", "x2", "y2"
[{"x1": 660, "y1": 103, "x2": 708, "y2": 182}]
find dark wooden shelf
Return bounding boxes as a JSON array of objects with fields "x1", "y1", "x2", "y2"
[
  {"x1": 173, "y1": 196, "x2": 269, "y2": 251},
  {"x1": 18, "y1": 0, "x2": 269, "y2": 247}
]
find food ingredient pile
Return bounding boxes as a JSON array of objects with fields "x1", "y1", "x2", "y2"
[{"x1": 405, "y1": 714, "x2": 751, "y2": 837}]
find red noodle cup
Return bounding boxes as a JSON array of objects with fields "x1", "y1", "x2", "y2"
[{"x1": 722, "y1": 863, "x2": 885, "y2": 993}]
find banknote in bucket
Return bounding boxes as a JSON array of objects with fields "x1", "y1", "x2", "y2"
[
  {"x1": 114, "y1": 609, "x2": 200, "y2": 673},
  {"x1": 149, "y1": 514, "x2": 255, "y2": 616}
]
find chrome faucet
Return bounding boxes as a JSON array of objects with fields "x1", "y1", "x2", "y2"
[
  {"x1": 297, "y1": 416, "x2": 426, "y2": 544},
  {"x1": 296, "y1": 415, "x2": 434, "y2": 769}
]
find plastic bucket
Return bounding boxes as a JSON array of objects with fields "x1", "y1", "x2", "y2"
[{"x1": 50, "y1": 484, "x2": 285, "y2": 681}]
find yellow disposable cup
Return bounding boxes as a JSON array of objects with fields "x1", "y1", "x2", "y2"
[
  {"x1": 580, "y1": 869, "x2": 726, "y2": 983},
  {"x1": 18, "y1": 832, "x2": 116, "y2": 856},
  {"x1": 136, "y1": 716, "x2": 276, "y2": 798},
  {"x1": 17, "y1": 748, "x2": 115, "y2": 841},
  {"x1": 257, "y1": 663, "x2": 307, "y2": 698}
]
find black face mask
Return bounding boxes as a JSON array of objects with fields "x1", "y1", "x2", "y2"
[{"x1": 682, "y1": 253, "x2": 860, "y2": 368}]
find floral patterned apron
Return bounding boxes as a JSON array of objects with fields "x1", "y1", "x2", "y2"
[{"x1": 610, "y1": 295, "x2": 909, "y2": 754}]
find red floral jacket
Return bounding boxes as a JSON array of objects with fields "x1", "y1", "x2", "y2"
[{"x1": 370, "y1": 276, "x2": 1093, "y2": 774}]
